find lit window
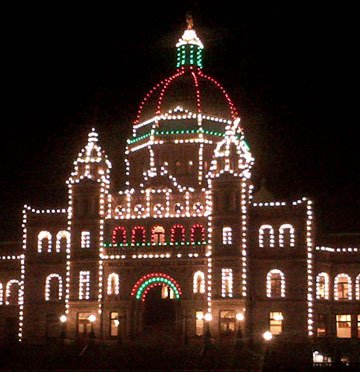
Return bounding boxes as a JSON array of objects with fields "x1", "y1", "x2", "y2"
[
  {"x1": 313, "y1": 351, "x2": 332, "y2": 364},
  {"x1": 334, "y1": 274, "x2": 352, "y2": 300},
  {"x1": 81, "y1": 231, "x2": 91, "y2": 249},
  {"x1": 336, "y1": 314, "x2": 351, "y2": 338},
  {"x1": 112, "y1": 227, "x2": 126, "y2": 245},
  {"x1": 279, "y1": 224, "x2": 295, "y2": 247},
  {"x1": 316, "y1": 314, "x2": 327, "y2": 337},
  {"x1": 221, "y1": 268, "x2": 233, "y2": 297},
  {"x1": 316, "y1": 273, "x2": 330, "y2": 300},
  {"x1": 110, "y1": 312, "x2": 119, "y2": 337},
  {"x1": 171, "y1": 224, "x2": 185, "y2": 244},
  {"x1": 5, "y1": 280, "x2": 20, "y2": 305},
  {"x1": 269, "y1": 311, "x2": 283, "y2": 335},
  {"x1": 195, "y1": 311, "x2": 204, "y2": 336},
  {"x1": 45, "y1": 274, "x2": 63, "y2": 301},
  {"x1": 56, "y1": 230, "x2": 69, "y2": 253},
  {"x1": 266, "y1": 269, "x2": 285, "y2": 298},
  {"x1": 161, "y1": 285, "x2": 174, "y2": 299},
  {"x1": 356, "y1": 274, "x2": 360, "y2": 300},
  {"x1": 38, "y1": 231, "x2": 52, "y2": 253},
  {"x1": 79, "y1": 271, "x2": 90, "y2": 300},
  {"x1": 259, "y1": 225, "x2": 275, "y2": 248},
  {"x1": 77, "y1": 312, "x2": 91, "y2": 335},
  {"x1": 151, "y1": 225, "x2": 165, "y2": 245},
  {"x1": 220, "y1": 310, "x2": 236, "y2": 335},
  {"x1": 222, "y1": 227, "x2": 232, "y2": 245},
  {"x1": 193, "y1": 271, "x2": 205, "y2": 294},
  {"x1": 107, "y1": 273, "x2": 119, "y2": 295}
]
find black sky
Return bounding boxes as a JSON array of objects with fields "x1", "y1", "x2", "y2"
[{"x1": 0, "y1": 2, "x2": 359, "y2": 241}]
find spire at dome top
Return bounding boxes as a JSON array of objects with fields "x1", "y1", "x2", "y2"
[{"x1": 176, "y1": 14, "x2": 203, "y2": 68}]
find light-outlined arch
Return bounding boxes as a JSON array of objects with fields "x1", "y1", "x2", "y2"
[
  {"x1": 259, "y1": 225, "x2": 275, "y2": 248},
  {"x1": 171, "y1": 224, "x2": 185, "y2": 244},
  {"x1": 38, "y1": 231, "x2": 52, "y2": 253},
  {"x1": 334, "y1": 273, "x2": 352, "y2": 300},
  {"x1": 266, "y1": 269, "x2": 285, "y2": 298},
  {"x1": 316, "y1": 272, "x2": 330, "y2": 300},
  {"x1": 112, "y1": 226, "x2": 127, "y2": 245},
  {"x1": 356, "y1": 273, "x2": 360, "y2": 300},
  {"x1": 45, "y1": 273, "x2": 63, "y2": 301},
  {"x1": 56, "y1": 230, "x2": 70, "y2": 253},
  {"x1": 190, "y1": 224, "x2": 206, "y2": 244},
  {"x1": 6, "y1": 279, "x2": 21, "y2": 305},
  {"x1": 193, "y1": 271, "x2": 205, "y2": 294},
  {"x1": 107, "y1": 273, "x2": 120, "y2": 295},
  {"x1": 279, "y1": 224, "x2": 295, "y2": 247},
  {"x1": 131, "y1": 273, "x2": 182, "y2": 302},
  {"x1": 0, "y1": 282, "x2": 3, "y2": 305}
]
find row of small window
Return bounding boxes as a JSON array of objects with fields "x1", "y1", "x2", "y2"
[
  {"x1": 258, "y1": 224, "x2": 295, "y2": 247},
  {"x1": 112, "y1": 224, "x2": 207, "y2": 245},
  {"x1": 0, "y1": 280, "x2": 23, "y2": 305},
  {"x1": 115, "y1": 202, "x2": 204, "y2": 216},
  {"x1": 316, "y1": 273, "x2": 360, "y2": 301},
  {"x1": 37, "y1": 230, "x2": 91, "y2": 252}
]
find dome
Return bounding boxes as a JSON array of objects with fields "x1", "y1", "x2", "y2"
[{"x1": 134, "y1": 66, "x2": 238, "y2": 125}]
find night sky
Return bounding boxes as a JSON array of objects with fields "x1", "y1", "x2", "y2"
[{"x1": 1, "y1": 2, "x2": 358, "y2": 241}]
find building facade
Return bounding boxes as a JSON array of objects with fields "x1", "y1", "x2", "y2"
[{"x1": 0, "y1": 22, "x2": 359, "y2": 363}]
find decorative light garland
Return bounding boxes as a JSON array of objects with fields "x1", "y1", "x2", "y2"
[
  {"x1": 279, "y1": 224, "x2": 295, "y2": 247},
  {"x1": 107, "y1": 273, "x2": 120, "y2": 295},
  {"x1": 266, "y1": 269, "x2": 286, "y2": 298},
  {"x1": 193, "y1": 271, "x2": 205, "y2": 294},
  {"x1": 221, "y1": 268, "x2": 233, "y2": 297},
  {"x1": 45, "y1": 274, "x2": 63, "y2": 301},
  {"x1": 259, "y1": 225, "x2": 275, "y2": 248},
  {"x1": 316, "y1": 272, "x2": 330, "y2": 300},
  {"x1": 79, "y1": 271, "x2": 90, "y2": 300},
  {"x1": 334, "y1": 273, "x2": 352, "y2": 300}
]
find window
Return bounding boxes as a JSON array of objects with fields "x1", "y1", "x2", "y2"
[
  {"x1": 266, "y1": 269, "x2": 285, "y2": 298},
  {"x1": 195, "y1": 311, "x2": 204, "y2": 336},
  {"x1": 259, "y1": 225, "x2": 275, "y2": 248},
  {"x1": 334, "y1": 273, "x2": 352, "y2": 300},
  {"x1": 6, "y1": 280, "x2": 20, "y2": 305},
  {"x1": 77, "y1": 312, "x2": 91, "y2": 335},
  {"x1": 174, "y1": 203, "x2": 183, "y2": 214},
  {"x1": 0, "y1": 282, "x2": 3, "y2": 305},
  {"x1": 317, "y1": 314, "x2": 327, "y2": 337},
  {"x1": 45, "y1": 274, "x2": 63, "y2": 301},
  {"x1": 191, "y1": 224, "x2": 205, "y2": 244},
  {"x1": 313, "y1": 351, "x2": 332, "y2": 364},
  {"x1": 38, "y1": 231, "x2": 52, "y2": 253},
  {"x1": 112, "y1": 227, "x2": 126, "y2": 245},
  {"x1": 110, "y1": 312, "x2": 119, "y2": 337},
  {"x1": 161, "y1": 285, "x2": 174, "y2": 299},
  {"x1": 279, "y1": 224, "x2": 295, "y2": 247},
  {"x1": 79, "y1": 271, "x2": 90, "y2": 300},
  {"x1": 336, "y1": 314, "x2": 351, "y2": 338},
  {"x1": 193, "y1": 271, "x2": 205, "y2": 294},
  {"x1": 171, "y1": 224, "x2": 185, "y2": 244},
  {"x1": 56, "y1": 231, "x2": 69, "y2": 253},
  {"x1": 220, "y1": 310, "x2": 236, "y2": 335},
  {"x1": 356, "y1": 274, "x2": 360, "y2": 300},
  {"x1": 151, "y1": 225, "x2": 165, "y2": 244},
  {"x1": 193, "y1": 202, "x2": 203, "y2": 213},
  {"x1": 134, "y1": 204, "x2": 145, "y2": 215},
  {"x1": 132, "y1": 226, "x2": 146, "y2": 245},
  {"x1": 153, "y1": 204, "x2": 164, "y2": 215},
  {"x1": 107, "y1": 273, "x2": 119, "y2": 295},
  {"x1": 222, "y1": 227, "x2": 232, "y2": 245},
  {"x1": 269, "y1": 312, "x2": 283, "y2": 335},
  {"x1": 221, "y1": 268, "x2": 233, "y2": 297},
  {"x1": 81, "y1": 231, "x2": 91, "y2": 249},
  {"x1": 316, "y1": 273, "x2": 330, "y2": 300}
]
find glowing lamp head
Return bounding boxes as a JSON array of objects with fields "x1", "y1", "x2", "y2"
[
  {"x1": 196, "y1": 313, "x2": 204, "y2": 321},
  {"x1": 204, "y1": 313, "x2": 212, "y2": 322},
  {"x1": 88, "y1": 315, "x2": 96, "y2": 323},
  {"x1": 263, "y1": 331, "x2": 273, "y2": 341},
  {"x1": 114, "y1": 319, "x2": 120, "y2": 327},
  {"x1": 273, "y1": 313, "x2": 283, "y2": 321},
  {"x1": 236, "y1": 313, "x2": 244, "y2": 321},
  {"x1": 59, "y1": 315, "x2": 67, "y2": 323}
]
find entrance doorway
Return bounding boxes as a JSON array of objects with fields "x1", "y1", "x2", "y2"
[{"x1": 143, "y1": 284, "x2": 176, "y2": 334}]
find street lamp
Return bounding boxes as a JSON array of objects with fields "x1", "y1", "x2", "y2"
[
  {"x1": 88, "y1": 314, "x2": 96, "y2": 339},
  {"x1": 114, "y1": 318, "x2": 122, "y2": 344},
  {"x1": 235, "y1": 312, "x2": 244, "y2": 348},
  {"x1": 204, "y1": 313, "x2": 212, "y2": 346},
  {"x1": 263, "y1": 331, "x2": 273, "y2": 341},
  {"x1": 59, "y1": 314, "x2": 67, "y2": 340}
]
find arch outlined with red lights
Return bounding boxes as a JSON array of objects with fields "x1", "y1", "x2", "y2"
[{"x1": 131, "y1": 273, "x2": 182, "y2": 301}]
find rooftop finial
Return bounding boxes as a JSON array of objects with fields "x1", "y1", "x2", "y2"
[{"x1": 186, "y1": 12, "x2": 193, "y2": 30}]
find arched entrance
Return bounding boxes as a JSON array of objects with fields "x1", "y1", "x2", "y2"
[{"x1": 131, "y1": 273, "x2": 182, "y2": 337}]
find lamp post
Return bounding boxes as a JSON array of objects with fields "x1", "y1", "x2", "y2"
[
  {"x1": 59, "y1": 314, "x2": 67, "y2": 341},
  {"x1": 88, "y1": 314, "x2": 96, "y2": 339},
  {"x1": 235, "y1": 312, "x2": 244, "y2": 349},
  {"x1": 203, "y1": 313, "x2": 212, "y2": 348},
  {"x1": 262, "y1": 331, "x2": 273, "y2": 370}
]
